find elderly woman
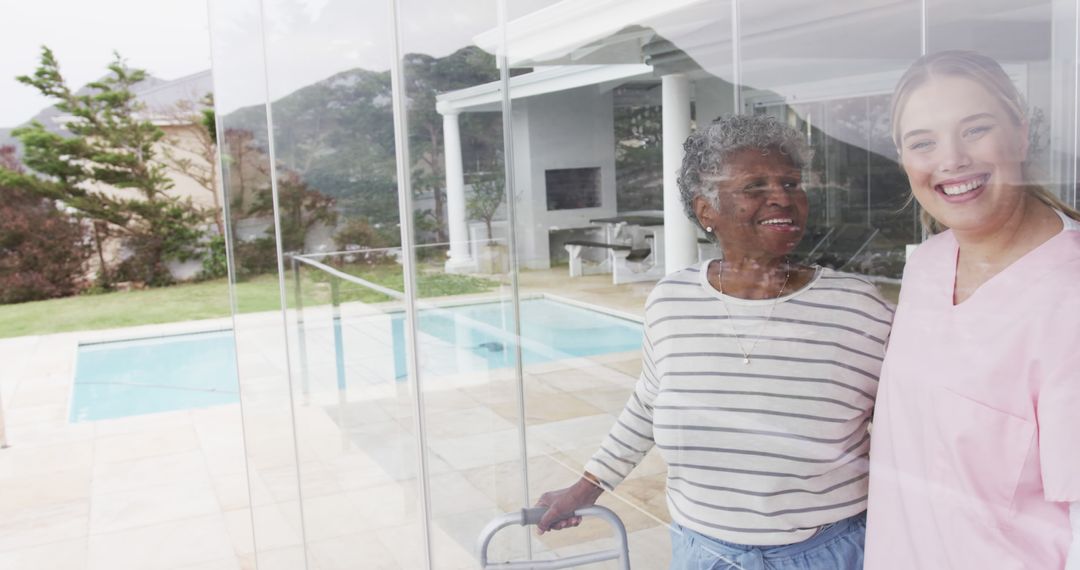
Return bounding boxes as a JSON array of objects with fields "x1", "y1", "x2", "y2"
[
  {"x1": 535, "y1": 114, "x2": 893, "y2": 569},
  {"x1": 865, "y1": 51, "x2": 1080, "y2": 570}
]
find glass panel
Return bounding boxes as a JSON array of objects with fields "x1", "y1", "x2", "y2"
[
  {"x1": 394, "y1": 0, "x2": 530, "y2": 567},
  {"x1": 740, "y1": 1, "x2": 922, "y2": 300},
  {"x1": 207, "y1": 1, "x2": 304, "y2": 567},
  {"x1": 203, "y1": 0, "x2": 1080, "y2": 568},
  {"x1": 254, "y1": 0, "x2": 427, "y2": 568},
  {"x1": 925, "y1": 0, "x2": 1076, "y2": 204},
  {"x1": 496, "y1": 2, "x2": 757, "y2": 568}
]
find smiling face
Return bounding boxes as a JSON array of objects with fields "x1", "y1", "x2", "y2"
[
  {"x1": 695, "y1": 147, "x2": 808, "y2": 262},
  {"x1": 896, "y1": 75, "x2": 1029, "y2": 234}
]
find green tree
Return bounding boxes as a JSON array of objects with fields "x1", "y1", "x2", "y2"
[
  {"x1": 0, "y1": 47, "x2": 207, "y2": 287},
  {"x1": 614, "y1": 99, "x2": 663, "y2": 212},
  {"x1": 217, "y1": 127, "x2": 340, "y2": 273},
  {"x1": 247, "y1": 168, "x2": 338, "y2": 254},
  {"x1": 466, "y1": 169, "x2": 505, "y2": 244},
  {"x1": 403, "y1": 47, "x2": 503, "y2": 242}
]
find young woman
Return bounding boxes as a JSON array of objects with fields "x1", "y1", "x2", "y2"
[{"x1": 864, "y1": 50, "x2": 1080, "y2": 569}]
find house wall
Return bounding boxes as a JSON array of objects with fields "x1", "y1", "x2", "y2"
[
  {"x1": 79, "y1": 122, "x2": 225, "y2": 283},
  {"x1": 84, "y1": 124, "x2": 221, "y2": 211},
  {"x1": 514, "y1": 85, "x2": 617, "y2": 269},
  {"x1": 159, "y1": 124, "x2": 224, "y2": 212}
]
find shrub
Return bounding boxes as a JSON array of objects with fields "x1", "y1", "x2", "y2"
[
  {"x1": 198, "y1": 235, "x2": 229, "y2": 280},
  {"x1": 335, "y1": 218, "x2": 383, "y2": 250},
  {"x1": 233, "y1": 237, "x2": 278, "y2": 278},
  {"x1": 0, "y1": 186, "x2": 90, "y2": 304},
  {"x1": 333, "y1": 219, "x2": 397, "y2": 266}
]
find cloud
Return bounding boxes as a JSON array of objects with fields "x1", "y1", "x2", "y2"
[{"x1": 1, "y1": 0, "x2": 212, "y2": 126}]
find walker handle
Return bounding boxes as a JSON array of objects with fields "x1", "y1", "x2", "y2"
[{"x1": 477, "y1": 505, "x2": 630, "y2": 570}]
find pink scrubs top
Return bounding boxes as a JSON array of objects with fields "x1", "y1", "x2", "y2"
[{"x1": 865, "y1": 220, "x2": 1080, "y2": 569}]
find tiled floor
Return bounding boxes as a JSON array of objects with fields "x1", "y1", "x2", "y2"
[{"x1": 0, "y1": 268, "x2": 673, "y2": 569}]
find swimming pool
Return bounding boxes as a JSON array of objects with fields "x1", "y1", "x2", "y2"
[
  {"x1": 391, "y1": 297, "x2": 644, "y2": 377},
  {"x1": 71, "y1": 298, "x2": 642, "y2": 422},
  {"x1": 70, "y1": 330, "x2": 239, "y2": 423}
]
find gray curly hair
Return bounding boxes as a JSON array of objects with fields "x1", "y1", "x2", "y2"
[{"x1": 677, "y1": 114, "x2": 811, "y2": 234}]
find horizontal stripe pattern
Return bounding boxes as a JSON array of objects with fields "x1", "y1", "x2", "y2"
[{"x1": 585, "y1": 264, "x2": 892, "y2": 546}]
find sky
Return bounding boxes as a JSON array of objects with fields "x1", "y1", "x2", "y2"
[
  {"x1": 0, "y1": 0, "x2": 522, "y2": 122},
  {"x1": 0, "y1": 0, "x2": 568, "y2": 123},
  {"x1": 1, "y1": 0, "x2": 213, "y2": 127}
]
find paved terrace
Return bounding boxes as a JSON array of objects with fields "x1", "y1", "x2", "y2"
[{"x1": 0, "y1": 269, "x2": 672, "y2": 570}]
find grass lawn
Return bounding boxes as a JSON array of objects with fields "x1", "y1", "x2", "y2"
[{"x1": 0, "y1": 263, "x2": 500, "y2": 339}]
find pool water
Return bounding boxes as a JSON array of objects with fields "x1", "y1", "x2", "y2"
[
  {"x1": 391, "y1": 298, "x2": 643, "y2": 378},
  {"x1": 71, "y1": 299, "x2": 641, "y2": 422},
  {"x1": 71, "y1": 331, "x2": 239, "y2": 423}
]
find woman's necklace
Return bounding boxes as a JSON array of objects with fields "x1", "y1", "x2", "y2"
[{"x1": 716, "y1": 262, "x2": 790, "y2": 365}]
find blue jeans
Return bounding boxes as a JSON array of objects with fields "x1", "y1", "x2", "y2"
[{"x1": 669, "y1": 512, "x2": 866, "y2": 570}]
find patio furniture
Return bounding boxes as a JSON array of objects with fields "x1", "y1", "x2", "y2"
[
  {"x1": 477, "y1": 505, "x2": 631, "y2": 569},
  {"x1": 563, "y1": 212, "x2": 666, "y2": 284},
  {"x1": 564, "y1": 240, "x2": 631, "y2": 277}
]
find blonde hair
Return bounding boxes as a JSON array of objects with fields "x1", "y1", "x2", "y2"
[{"x1": 891, "y1": 50, "x2": 1080, "y2": 233}]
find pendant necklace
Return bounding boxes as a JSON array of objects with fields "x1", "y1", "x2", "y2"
[{"x1": 717, "y1": 263, "x2": 790, "y2": 365}]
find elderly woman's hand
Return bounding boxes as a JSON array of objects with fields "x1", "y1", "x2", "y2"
[{"x1": 535, "y1": 475, "x2": 604, "y2": 534}]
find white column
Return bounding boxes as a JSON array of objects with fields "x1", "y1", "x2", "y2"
[
  {"x1": 442, "y1": 110, "x2": 474, "y2": 273},
  {"x1": 662, "y1": 74, "x2": 698, "y2": 273}
]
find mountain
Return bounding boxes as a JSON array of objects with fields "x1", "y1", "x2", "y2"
[
  {"x1": 221, "y1": 46, "x2": 504, "y2": 225},
  {"x1": 0, "y1": 74, "x2": 172, "y2": 151}
]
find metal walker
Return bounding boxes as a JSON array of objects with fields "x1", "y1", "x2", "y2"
[{"x1": 477, "y1": 506, "x2": 631, "y2": 569}]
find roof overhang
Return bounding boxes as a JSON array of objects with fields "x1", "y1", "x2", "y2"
[
  {"x1": 472, "y1": 0, "x2": 704, "y2": 67},
  {"x1": 436, "y1": 64, "x2": 654, "y2": 114}
]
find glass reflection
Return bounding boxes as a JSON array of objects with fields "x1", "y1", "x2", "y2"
[
  {"x1": 865, "y1": 49, "x2": 1080, "y2": 570},
  {"x1": 204, "y1": 0, "x2": 1080, "y2": 567}
]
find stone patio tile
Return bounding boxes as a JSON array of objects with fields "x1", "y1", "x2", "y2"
[
  {"x1": 4, "y1": 403, "x2": 68, "y2": 426},
  {"x1": 462, "y1": 453, "x2": 575, "y2": 514},
  {"x1": 324, "y1": 449, "x2": 401, "y2": 490},
  {"x1": 296, "y1": 492, "x2": 373, "y2": 542},
  {"x1": 201, "y1": 439, "x2": 250, "y2": 478},
  {"x1": 249, "y1": 546, "x2": 306, "y2": 570},
  {"x1": 85, "y1": 513, "x2": 234, "y2": 570},
  {"x1": 0, "y1": 500, "x2": 90, "y2": 552},
  {"x1": 91, "y1": 450, "x2": 212, "y2": 496},
  {"x1": 0, "y1": 440, "x2": 94, "y2": 479},
  {"x1": 296, "y1": 461, "x2": 348, "y2": 500},
  {"x1": 0, "y1": 536, "x2": 88, "y2": 570},
  {"x1": 602, "y1": 358, "x2": 644, "y2": 379},
  {"x1": 172, "y1": 556, "x2": 244, "y2": 570},
  {"x1": 211, "y1": 470, "x2": 267, "y2": 511},
  {"x1": 2, "y1": 418, "x2": 96, "y2": 447},
  {"x1": 427, "y1": 428, "x2": 555, "y2": 471},
  {"x1": 89, "y1": 480, "x2": 221, "y2": 535},
  {"x1": 423, "y1": 405, "x2": 515, "y2": 438},
  {"x1": 493, "y1": 392, "x2": 606, "y2": 426},
  {"x1": 93, "y1": 425, "x2": 200, "y2": 464},
  {"x1": 10, "y1": 386, "x2": 70, "y2": 409},
  {"x1": 525, "y1": 413, "x2": 617, "y2": 453},
  {"x1": 530, "y1": 367, "x2": 632, "y2": 394},
  {"x1": 375, "y1": 522, "x2": 477, "y2": 570},
  {"x1": 573, "y1": 387, "x2": 636, "y2": 415},
  {"x1": 308, "y1": 532, "x2": 401, "y2": 570},
  {"x1": 0, "y1": 468, "x2": 92, "y2": 513},
  {"x1": 92, "y1": 409, "x2": 195, "y2": 437},
  {"x1": 224, "y1": 504, "x2": 303, "y2": 555}
]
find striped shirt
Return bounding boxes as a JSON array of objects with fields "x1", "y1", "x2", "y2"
[{"x1": 584, "y1": 261, "x2": 893, "y2": 545}]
